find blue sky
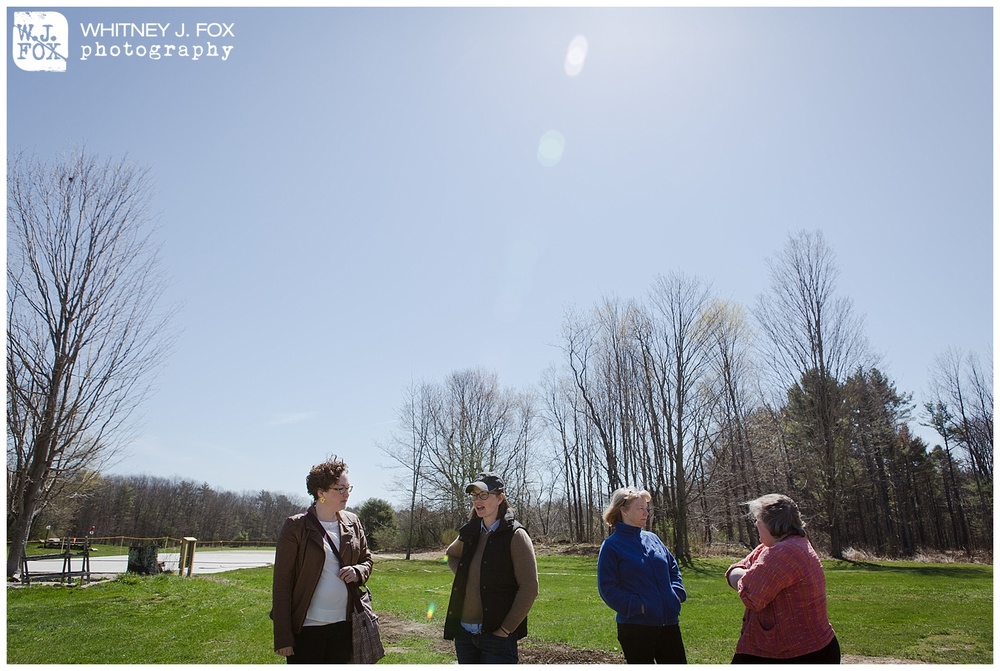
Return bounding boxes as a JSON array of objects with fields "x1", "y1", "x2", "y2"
[{"x1": 7, "y1": 6, "x2": 993, "y2": 508}]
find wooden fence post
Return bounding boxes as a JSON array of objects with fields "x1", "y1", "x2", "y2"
[{"x1": 178, "y1": 537, "x2": 198, "y2": 577}]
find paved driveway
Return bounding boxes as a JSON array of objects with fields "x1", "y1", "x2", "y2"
[{"x1": 21, "y1": 549, "x2": 276, "y2": 578}]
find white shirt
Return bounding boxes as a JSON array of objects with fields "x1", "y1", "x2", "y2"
[{"x1": 303, "y1": 519, "x2": 350, "y2": 625}]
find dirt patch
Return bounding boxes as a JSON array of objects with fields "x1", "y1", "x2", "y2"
[
  {"x1": 378, "y1": 612, "x2": 921, "y2": 664},
  {"x1": 380, "y1": 611, "x2": 922, "y2": 664},
  {"x1": 378, "y1": 611, "x2": 455, "y2": 657},
  {"x1": 518, "y1": 641, "x2": 623, "y2": 664},
  {"x1": 842, "y1": 655, "x2": 924, "y2": 664},
  {"x1": 377, "y1": 611, "x2": 620, "y2": 664},
  {"x1": 541, "y1": 543, "x2": 603, "y2": 557},
  {"x1": 375, "y1": 551, "x2": 446, "y2": 562}
]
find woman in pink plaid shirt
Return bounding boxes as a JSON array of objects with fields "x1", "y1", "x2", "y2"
[{"x1": 725, "y1": 494, "x2": 840, "y2": 664}]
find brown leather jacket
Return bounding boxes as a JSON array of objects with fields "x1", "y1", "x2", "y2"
[{"x1": 270, "y1": 508, "x2": 373, "y2": 651}]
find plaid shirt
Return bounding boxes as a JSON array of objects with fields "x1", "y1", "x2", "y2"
[{"x1": 726, "y1": 535, "x2": 835, "y2": 659}]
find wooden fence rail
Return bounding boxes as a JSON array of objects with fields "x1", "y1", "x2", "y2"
[
  {"x1": 10, "y1": 536, "x2": 278, "y2": 549},
  {"x1": 20, "y1": 544, "x2": 91, "y2": 585}
]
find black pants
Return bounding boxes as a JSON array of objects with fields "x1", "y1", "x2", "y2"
[
  {"x1": 617, "y1": 622, "x2": 687, "y2": 664},
  {"x1": 287, "y1": 621, "x2": 352, "y2": 664},
  {"x1": 732, "y1": 635, "x2": 840, "y2": 664}
]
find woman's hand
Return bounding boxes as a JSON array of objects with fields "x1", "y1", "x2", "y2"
[
  {"x1": 339, "y1": 566, "x2": 358, "y2": 583},
  {"x1": 492, "y1": 628, "x2": 509, "y2": 638},
  {"x1": 276, "y1": 647, "x2": 294, "y2": 657}
]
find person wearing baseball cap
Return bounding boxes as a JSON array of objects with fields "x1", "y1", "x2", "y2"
[
  {"x1": 464, "y1": 473, "x2": 504, "y2": 494},
  {"x1": 443, "y1": 471, "x2": 538, "y2": 664}
]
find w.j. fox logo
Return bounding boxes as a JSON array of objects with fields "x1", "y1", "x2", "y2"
[{"x1": 13, "y1": 11, "x2": 69, "y2": 72}]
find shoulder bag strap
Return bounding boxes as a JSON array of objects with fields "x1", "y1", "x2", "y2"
[
  {"x1": 306, "y1": 509, "x2": 363, "y2": 611},
  {"x1": 305, "y1": 509, "x2": 344, "y2": 563}
]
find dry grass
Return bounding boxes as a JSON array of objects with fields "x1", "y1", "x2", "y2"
[{"x1": 840, "y1": 546, "x2": 993, "y2": 565}]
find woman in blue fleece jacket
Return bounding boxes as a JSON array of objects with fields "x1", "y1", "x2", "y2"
[{"x1": 597, "y1": 487, "x2": 687, "y2": 664}]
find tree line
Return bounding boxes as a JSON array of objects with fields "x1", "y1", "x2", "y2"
[
  {"x1": 29, "y1": 472, "x2": 309, "y2": 544},
  {"x1": 383, "y1": 231, "x2": 992, "y2": 561},
  {"x1": 28, "y1": 470, "x2": 403, "y2": 552}
]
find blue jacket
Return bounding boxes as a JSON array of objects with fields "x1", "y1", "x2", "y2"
[{"x1": 597, "y1": 523, "x2": 686, "y2": 626}]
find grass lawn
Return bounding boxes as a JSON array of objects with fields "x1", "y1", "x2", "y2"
[
  {"x1": 6, "y1": 553, "x2": 992, "y2": 664},
  {"x1": 8, "y1": 570, "x2": 279, "y2": 664},
  {"x1": 372, "y1": 554, "x2": 993, "y2": 664}
]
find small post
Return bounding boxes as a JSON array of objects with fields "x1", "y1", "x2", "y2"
[{"x1": 179, "y1": 537, "x2": 198, "y2": 577}]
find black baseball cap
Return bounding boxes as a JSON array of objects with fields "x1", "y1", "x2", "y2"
[{"x1": 465, "y1": 472, "x2": 504, "y2": 493}]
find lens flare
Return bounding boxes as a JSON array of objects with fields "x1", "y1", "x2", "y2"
[
  {"x1": 564, "y1": 35, "x2": 588, "y2": 77},
  {"x1": 537, "y1": 130, "x2": 566, "y2": 168},
  {"x1": 427, "y1": 602, "x2": 436, "y2": 619}
]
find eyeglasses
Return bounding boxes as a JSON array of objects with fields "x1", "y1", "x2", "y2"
[
  {"x1": 330, "y1": 486, "x2": 353, "y2": 494},
  {"x1": 468, "y1": 491, "x2": 493, "y2": 501}
]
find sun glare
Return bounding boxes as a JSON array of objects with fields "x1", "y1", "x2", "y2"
[{"x1": 564, "y1": 35, "x2": 588, "y2": 77}]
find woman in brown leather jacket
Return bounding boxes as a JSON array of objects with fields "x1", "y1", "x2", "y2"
[{"x1": 271, "y1": 457, "x2": 373, "y2": 663}]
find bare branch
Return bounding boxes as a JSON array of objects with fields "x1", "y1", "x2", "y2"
[{"x1": 6, "y1": 148, "x2": 175, "y2": 578}]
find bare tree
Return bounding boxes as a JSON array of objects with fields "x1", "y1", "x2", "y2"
[
  {"x1": 401, "y1": 368, "x2": 535, "y2": 524},
  {"x1": 380, "y1": 379, "x2": 433, "y2": 558},
  {"x1": 701, "y1": 299, "x2": 761, "y2": 547},
  {"x1": 926, "y1": 346, "x2": 993, "y2": 547},
  {"x1": 929, "y1": 347, "x2": 993, "y2": 482},
  {"x1": 539, "y1": 365, "x2": 599, "y2": 541},
  {"x1": 753, "y1": 230, "x2": 868, "y2": 558},
  {"x1": 641, "y1": 272, "x2": 716, "y2": 563},
  {"x1": 6, "y1": 149, "x2": 174, "y2": 578},
  {"x1": 561, "y1": 299, "x2": 635, "y2": 496}
]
